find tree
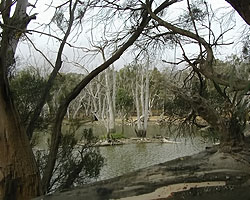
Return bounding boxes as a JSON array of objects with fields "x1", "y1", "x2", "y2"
[
  {"x1": 134, "y1": 61, "x2": 150, "y2": 138},
  {"x1": 40, "y1": 0, "x2": 181, "y2": 192},
  {"x1": 40, "y1": 0, "x2": 152, "y2": 194},
  {"x1": 225, "y1": 0, "x2": 250, "y2": 25},
  {"x1": 0, "y1": 0, "x2": 42, "y2": 199},
  {"x1": 149, "y1": 67, "x2": 167, "y2": 115},
  {"x1": 36, "y1": 128, "x2": 104, "y2": 193},
  {"x1": 144, "y1": 0, "x2": 250, "y2": 150},
  {"x1": 104, "y1": 66, "x2": 116, "y2": 135},
  {"x1": 100, "y1": 47, "x2": 116, "y2": 135},
  {"x1": 10, "y1": 69, "x2": 48, "y2": 130},
  {"x1": 116, "y1": 87, "x2": 134, "y2": 134},
  {"x1": 26, "y1": 0, "x2": 87, "y2": 140},
  {"x1": 2, "y1": 0, "x2": 249, "y2": 199}
]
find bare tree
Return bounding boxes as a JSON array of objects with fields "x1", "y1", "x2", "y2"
[{"x1": 26, "y1": 0, "x2": 93, "y2": 140}]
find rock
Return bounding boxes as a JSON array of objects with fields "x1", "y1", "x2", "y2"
[{"x1": 33, "y1": 150, "x2": 250, "y2": 200}]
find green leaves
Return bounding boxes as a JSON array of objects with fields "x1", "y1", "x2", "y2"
[
  {"x1": 10, "y1": 69, "x2": 47, "y2": 128},
  {"x1": 116, "y1": 88, "x2": 133, "y2": 112}
]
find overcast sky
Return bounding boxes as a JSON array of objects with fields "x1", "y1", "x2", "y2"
[{"x1": 16, "y1": 0, "x2": 248, "y2": 74}]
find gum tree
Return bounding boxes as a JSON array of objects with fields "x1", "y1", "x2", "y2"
[
  {"x1": 0, "y1": 0, "x2": 42, "y2": 199},
  {"x1": 144, "y1": 0, "x2": 250, "y2": 150},
  {"x1": 41, "y1": 0, "x2": 182, "y2": 191}
]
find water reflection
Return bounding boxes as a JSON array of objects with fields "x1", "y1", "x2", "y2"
[{"x1": 98, "y1": 138, "x2": 210, "y2": 181}]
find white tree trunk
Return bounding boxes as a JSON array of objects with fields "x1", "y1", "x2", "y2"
[
  {"x1": 133, "y1": 62, "x2": 150, "y2": 137},
  {"x1": 105, "y1": 68, "x2": 116, "y2": 134},
  {"x1": 135, "y1": 76, "x2": 143, "y2": 136},
  {"x1": 72, "y1": 95, "x2": 85, "y2": 119},
  {"x1": 140, "y1": 70, "x2": 145, "y2": 119},
  {"x1": 112, "y1": 65, "x2": 116, "y2": 118},
  {"x1": 100, "y1": 48, "x2": 116, "y2": 135},
  {"x1": 97, "y1": 74, "x2": 102, "y2": 117},
  {"x1": 144, "y1": 60, "x2": 150, "y2": 132}
]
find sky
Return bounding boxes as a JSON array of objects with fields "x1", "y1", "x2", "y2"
[{"x1": 15, "y1": 0, "x2": 248, "y2": 74}]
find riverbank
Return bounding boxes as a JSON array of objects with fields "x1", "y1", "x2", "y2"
[
  {"x1": 34, "y1": 145, "x2": 250, "y2": 200},
  {"x1": 78, "y1": 137, "x2": 182, "y2": 147}
]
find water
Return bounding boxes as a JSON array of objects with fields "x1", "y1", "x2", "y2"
[
  {"x1": 36, "y1": 123, "x2": 212, "y2": 182},
  {"x1": 98, "y1": 137, "x2": 209, "y2": 181},
  {"x1": 73, "y1": 121, "x2": 169, "y2": 138}
]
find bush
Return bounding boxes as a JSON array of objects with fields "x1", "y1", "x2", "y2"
[{"x1": 35, "y1": 128, "x2": 104, "y2": 193}]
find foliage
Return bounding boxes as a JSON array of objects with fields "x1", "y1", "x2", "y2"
[
  {"x1": 165, "y1": 54, "x2": 250, "y2": 143},
  {"x1": 35, "y1": 128, "x2": 104, "y2": 193},
  {"x1": 149, "y1": 67, "x2": 167, "y2": 113},
  {"x1": 100, "y1": 132, "x2": 126, "y2": 140},
  {"x1": 116, "y1": 65, "x2": 137, "y2": 117},
  {"x1": 111, "y1": 133, "x2": 126, "y2": 139},
  {"x1": 10, "y1": 69, "x2": 48, "y2": 130},
  {"x1": 49, "y1": 73, "x2": 82, "y2": 108},
  {"x1": 116, "y1": 88, "x2": 133, "y2": 114},
  {"x1": 164, "y1": 96, "x2": 192, "y2": 117},
  {"x1": 178, "y1": 0, "x2": 208, "y2": 29},
  {"x1": 199, "y1": 126, "x2": 219, "y2": 143}
]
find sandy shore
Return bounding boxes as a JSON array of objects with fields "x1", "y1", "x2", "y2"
[{"x1": 115, "y1": 181, "x2": 226, "y2": 200}]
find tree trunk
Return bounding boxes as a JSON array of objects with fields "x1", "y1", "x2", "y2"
[
  {"x1": 175, "y1": 90, "x2": 246, "y2": 150},
  {"x1": 220, "y1": 114, "x2": 245, "y2": 151},
  {"x1": 143, "y1": 60, "x2": 150, "y2": 135},
  {"x1": 0, "y1": 1, "x2": 42, "y2": 198},
  {"x1": 105, "y1": 68, "x2": 116, "y2": 134},
  {"x1": 112, "y1": 65, "x2": 116, "y2": 119},
  {"x1": 191, "y1": 95, "x2": 245, "y2": 147},
  {"x1": 0, "y1": 80, "x2": 42, "y2": 199},
  {"x1": 100, "y1": 49, "x2": 116, "y2": 135},
  {"x1": 225, "y1": 0, "x2": 250, "y2": 26},
  {"x1": 134, "y1": 64, "x2": 150, "y2": 138},
  {"x1": 40, "y1": 5, "x2": 164, "y2": 191},
  {"x1": 26, "y1": 0, "x2": 79, "y2": 140},
  {"x1": 135, "y1": 76, "x2": 144, "y2": 137}
]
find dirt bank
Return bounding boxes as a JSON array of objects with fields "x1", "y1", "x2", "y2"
[{"x1": 34, "y1": 146, "x2": 250, "y2": 200}]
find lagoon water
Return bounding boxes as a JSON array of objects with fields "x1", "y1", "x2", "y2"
[
  {"x1": 71, "y1": 122, "x2": 212, "y2": 181},
  {"x1": 98, "y1": 137, "x2": 210, "y2": 181},
  {"x1": 37, "y1": 122, "x2": 213, "y2": 182}
]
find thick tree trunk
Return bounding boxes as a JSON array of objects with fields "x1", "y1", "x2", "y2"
[
  {"x1": 0, "y1": 81, "x2": 42, "y2": 199},
  {"x1": 225, "y1": 0, "x2": 250, "y2": 26},
  {"x1": 135, "y1": 129, "x2": 147, "y2": 138},
  {"x1": 190, "y1": 95, "x2": 245, "y2": 148},
  {"x1": 181, "y1": 93, "x2": 245, "y2": 150},
  {"x1": 0, "y1": 1, "x2": 42, "y2": 198},
  {"x1": 219, "y1": 115, "x2": 245, "y2": 151}
]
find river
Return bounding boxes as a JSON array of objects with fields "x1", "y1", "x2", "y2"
[
  {"x1": 97, "y1": 137, "x2": 210, "y2": 181},
  {"x1": 36, "y1": 122, "x2": 213, "y2": 182}
]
